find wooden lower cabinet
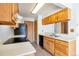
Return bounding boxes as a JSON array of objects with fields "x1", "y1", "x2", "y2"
[
  {"x1": 54, "y1": 39, "x2": 76, "y2": 56},
  {"x1": 44, "y1": 36, "x2": 54, "y2": 55},
  {"x1": 54, "y1": 39, "x2": 68, "y2": 56},
  {"x1": 43, "y1": 36, "x2": 76, "y2": 56},
  {"x1": 48, "y1": 40, "x2": 54, "y2": 55},
  {"x1": 44, "y1": 37, "x2": 49, "y2": 51}
]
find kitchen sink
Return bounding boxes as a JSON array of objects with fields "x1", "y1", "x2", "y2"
[{"x1": 49, "y1": 34, "x2": 59, "y2": 37}]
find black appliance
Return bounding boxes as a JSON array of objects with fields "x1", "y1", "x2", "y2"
[
  {"x1": 14, "y1": 24, "x2": 27, "y2": 36},
  {"x1": 39, "y1": 35, "x2": 44, "y2": 48},
  {"x1": 14, "y1": 23, "x2": 28, "y2": 42}
]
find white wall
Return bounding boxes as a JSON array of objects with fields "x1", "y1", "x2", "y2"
[
  {"x1": 68, "y1": 7, "x2": 76, "y2": 36},
  {"x1": 42, "y1": 24, "x2": 54, "y2": 33},
  {"x1": 0, "y1": 25, "x2": 14, "y2": 43},
  {"x1": 73, "y1": 4, "x2": 79, "y2": 56},
  {"x1": 37, "y1": 15, "x2": 43, "y2": 34},
  {"x1": 37, "y1": 15, "x2": 42, "y2": 44}
]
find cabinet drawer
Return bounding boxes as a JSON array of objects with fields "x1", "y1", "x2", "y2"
[
  {"x1": 55, "y1": 39, "x2": 68, "y2": 47},
  {"x1": 48, "y1": 38, "x2": 54, "y2": 42},
  {"x1": 45, "y1": 37, "x2": 54, "y2": 42}
]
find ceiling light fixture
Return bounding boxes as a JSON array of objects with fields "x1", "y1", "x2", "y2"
[{"x1": 32, "y1": 3, "x2": 45, "y2": 14}]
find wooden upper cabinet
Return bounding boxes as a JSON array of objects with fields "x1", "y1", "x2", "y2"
[
  {"x1": 42, "y1": 17, "x2": 47, "y2": 25},
  {"x1": 42, "y1": 16, "x2": 49, "y2": 25},
  {"x1": 50, "y1": 13, "x2": 58, "y2": 23},
  {"x1": 12, "y1": 4, "x2": 19, "y2": 15},
  {"x1": 42, "y1": 8, "x2": 70, "y2": 25},
  {"x1": 0, "y1": 3, "x2": 19, "y2": 25},
  {"x1": 12, "y1": 4, "x2": 19, "y2": 20},
  {"x1": 57, "y1": 8, "x2": 69, "y2": 22},
  {"x1": 10, "y1": 4, "x2": 19, "y2": 28},
  {"x1": 0, "y1": 4, "x2": 12, "y2": 23}
]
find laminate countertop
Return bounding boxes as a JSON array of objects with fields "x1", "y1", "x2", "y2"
[
  {"x1": 0, "y1": 42, "x2": 36, "y2": 56},
  {"x1": 39, "y1": 33, "x2": 76, "y2": 42}
]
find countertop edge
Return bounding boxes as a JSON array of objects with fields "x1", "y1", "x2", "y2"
[{"x1": 39, "y1": 34, "x2": 76, "y2": 42}]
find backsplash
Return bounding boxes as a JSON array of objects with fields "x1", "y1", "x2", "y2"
[
  {"x1": 42, "y1": 24, "x2": 55, "y2": 33},
  {"x1": 0, "y1": 25, "x2": 14, "y2": 43},
  {"x1": 54, "y1": 22, "x2": 61, "y2": 33}
]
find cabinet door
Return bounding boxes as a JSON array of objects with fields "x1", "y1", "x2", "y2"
[
  {"x1": 42, "y1": 16, "x2": 50, "y2": 25},
  {"x1": 46, "y1": 17, "x2": 49, "y2": 24},
  {"x1": 12, "y1": 4, "x2": 19, "y2": 19},
  {"x1": 57, "y1": 8, "x2": 68, "y2": 22},
  {"x1": 12, "y1": 4, "x2": 19, "y2": 15},
  {"x1": 0, "y1": 3, "x2": 11, "y2": 22},
  {"x1": 0, "y1": 3, "x2": 18, "y2": 25},
  {"x1": 55, "y1": 39, "x2": 68, "y2": 56},
  {"x1": 50, "y1": 13, "x2": 57, "y2": 23},
  {"x1": 10, "y1": 4, "x2": 19, "y2": 28},
  {"x1": 42, "y1": 13, "x2": 58, "y2": 25},
  {"x1": 42, "y1": 17, "x2": 48, "y2": 25},
  {"x1": 63, "y1": 8, "x2": 69, "y2": 21},
  {"x1": 11, "y1": 4, "x2": 19, "y2": 26},
  {"x1": 49, "y1": 39, "x2": 54, "y2": 55},
  {"x1": 42, "y1": 18, "x2": 45, "y2": 25},
  {"x1": 44, "y1": 37, "x2": 55, "y2": 55},
  {"x1": 43, "y1": 37, "x2": 50, "y2": 51},
  {"x1": 47, "y1": 16, "x2": 51, "y2": 24}
]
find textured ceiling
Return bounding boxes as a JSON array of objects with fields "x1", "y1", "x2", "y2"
[
  {"x1": 37, "y1": 3, "x2": 62, "y2": 18},
  {"x1": 19, "y1": 3, "x2": 64, "y2": 18},
  {"x1": 19, "y1": 3, "x2": 37, "y2": 18}
]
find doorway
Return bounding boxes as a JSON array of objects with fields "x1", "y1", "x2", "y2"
[{"x1": 25, "y1": 21, "x2": 34, "y2": 43}]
